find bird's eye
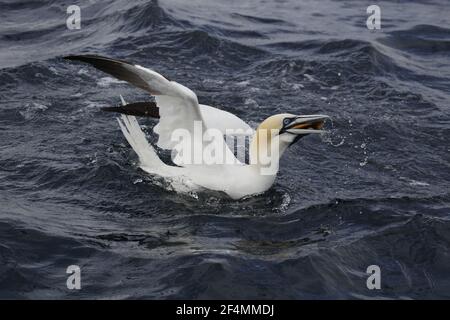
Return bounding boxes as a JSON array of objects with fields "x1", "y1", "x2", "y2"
[{"x1": 283, "y1": 118, "x2": 291, "y2": 126}]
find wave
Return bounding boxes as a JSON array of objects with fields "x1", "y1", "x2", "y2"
[
  {"x1": 380, "y1": 25, "x2": 450, "y2": 55},
  {"x1": 1, "y1": 0, "x2": 450, "y2": 299}
]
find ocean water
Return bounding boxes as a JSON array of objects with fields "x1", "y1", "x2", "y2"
[{"x1": 1, "y1": 0, "x2": 450, "y2": 299}]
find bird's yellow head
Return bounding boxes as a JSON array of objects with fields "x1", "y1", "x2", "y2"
[{"x1": 250, "y1": 113, "x2": 329, "y2": 169}]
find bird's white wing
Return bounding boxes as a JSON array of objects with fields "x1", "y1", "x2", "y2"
[
  {"x1": 155, "y1": 102, "x2": 254, "y2": 149},
  {"x1": 199, "y1": 104, "x2": 254, "y2": 136},
  {"x1": 65, "y1": 55, "x2": 246, "y2": 165},
  {"x1": 152, "y1": 84, "x2": 202, "y2": 150},
  {"x1": 64, "y1": 55, "x2": 203, "y2": 150}
]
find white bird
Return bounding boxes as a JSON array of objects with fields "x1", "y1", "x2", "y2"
[{"x1": 65, "y1": 55, "x2": 330, "y2": 199}]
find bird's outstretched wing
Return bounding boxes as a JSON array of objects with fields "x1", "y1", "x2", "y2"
[
  {"x1": 65, "y1": 55, "x2": 203, "y2": 150},
  {"x1": 65, "y1": 55, "x2": 251, "y2": 165},
  {"x1": 65, "y1": 55, "x2": 176, "y2": 96}
]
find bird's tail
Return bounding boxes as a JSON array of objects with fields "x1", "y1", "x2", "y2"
[{"x1": 116, "y1": 95, "x2": 170, "y2": 174}]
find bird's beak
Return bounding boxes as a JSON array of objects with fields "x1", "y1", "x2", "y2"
[{"x1": 283, "y1": 114, "x2": 330, "y2": 135}]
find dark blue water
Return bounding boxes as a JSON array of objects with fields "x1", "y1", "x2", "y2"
[{"x1": 1, "y1": 0, "x2": 450, "y2": 299}]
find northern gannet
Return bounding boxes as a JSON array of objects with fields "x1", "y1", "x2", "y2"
[{"x1": 65, "y1": 55, "x2": 330, "y2": 199}]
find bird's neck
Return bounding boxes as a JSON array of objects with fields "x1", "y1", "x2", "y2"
[{"x1": 249, "y1": 129, "x2": 288, "y2": 175}]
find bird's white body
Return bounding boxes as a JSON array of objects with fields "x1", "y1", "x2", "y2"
[
  {"x1": 118, "y1": 106, "x2": 276, "y2": 199},
  {"x1": 66, "y1": 55, "x2": 329, "y2": 199}
]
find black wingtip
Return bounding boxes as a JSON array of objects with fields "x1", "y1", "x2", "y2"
[
  {"x1": 63, "y1": 54, "x2": 132, "y2": 65},
  {"x1": 63, "y1": 55, "x2": 99, "y2": 63},
  {"x1": 63, "y1": 54, "x2": 155, "y2": 94},
  {"x1": 101, "y1": 102, "x2": 160, "y2": 118}
]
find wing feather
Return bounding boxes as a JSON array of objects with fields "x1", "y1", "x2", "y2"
[
  {"x1": 65, "y1": 54, "x2": 204, "y2": 147},
  {"x1": 66, "y1": 55, "x2": 247, "y2": 165}
]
